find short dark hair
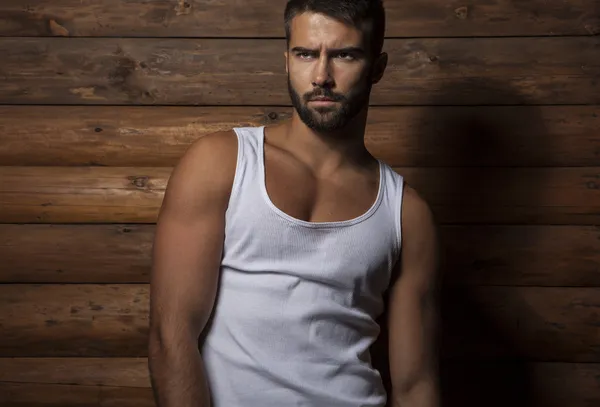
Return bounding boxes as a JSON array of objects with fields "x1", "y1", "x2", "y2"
[{"x1": 284, "y1": 0, "x2": 386, "y2": 57}]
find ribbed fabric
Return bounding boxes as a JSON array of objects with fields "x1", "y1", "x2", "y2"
[{"x1": 201, "y1": 126, "x2": 405, "y2": 407}]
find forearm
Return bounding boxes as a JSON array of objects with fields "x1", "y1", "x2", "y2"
[{"x1": 148, "y1": 335, "x2": 211, "y2": 407}]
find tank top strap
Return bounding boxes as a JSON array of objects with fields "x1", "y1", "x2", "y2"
[
  {"x1": 379, "y1": 162, "x2": 405, "y2": 257},
  {"x1": 227, "y1": 126, "x2": 264, "y2": 206}
]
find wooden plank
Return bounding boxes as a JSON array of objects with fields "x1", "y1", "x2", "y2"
[
  {"x1": 0, "y1": 37, "x2": 598, "y2": 106},
  {"x1": 2, "y1": 166, "x2": 600, "y2": 225},
  {"x1": 438, "y1": 361, "x2": 600, "y2": 407},
  {"x1": 2, "y1": 224, "x2": 600, "y2": 286},
  {"x1": 1, "y1": 358, "x2": 599, "y2": 407},
  {"x1": 0, "y1": 382, "x2": 155, "y2": 407},
  {"x1": 0, "y1": 284, "x2": 149, "y2": 357},
  {"x1": 0, "y1": 225, "x2": 154, "y2": 284},
  {"x1": 1, "y1": 105, "x2": 599, "y2": 167},
  {"x1": 439, "y1": 286, "x2": 600, "y2": 362},
  {"x1": 441, "y1": 225, "x2": 600, "y2": 287},
  {"x1": 0, "y1": 0, "x2": 598, "y2": 37},
  {"x1": 0, "y1": 167, "x2": 169, "y2": 224},
  {"x1": 0, "y1": 358, "x2": 150, "y2": 388},
  {"x1": 0, "y1": 285, "x2": 598, "y2": 361}
]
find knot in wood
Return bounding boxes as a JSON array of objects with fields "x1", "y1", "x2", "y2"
[
  {"x1": 454, "y1": 6, "x2": 469, "y2": 20},
  {"x1": 131, "y1": 176, "x2": 149, "y2": 188},
  {"x1": 584, "y1": 23, "x2": 600, "y2": 36}
]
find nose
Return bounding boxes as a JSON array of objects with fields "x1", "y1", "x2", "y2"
[{"x1": 311, "y1": 55, "x2": 334, "y2": 88}]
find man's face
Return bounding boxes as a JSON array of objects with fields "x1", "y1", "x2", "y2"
[{"x1": 285, "y1": 12, "x2": 374, "y2": 132}]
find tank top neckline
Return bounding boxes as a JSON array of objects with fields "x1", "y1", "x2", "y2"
[{"x1": 255, "y1": 125, "x2": 386, "y2": 229}]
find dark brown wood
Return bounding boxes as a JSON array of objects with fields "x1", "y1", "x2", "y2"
[
  {"x1": 0, "y1": 285, "x2": 598, "y2": 361},
  {"x1": 0, "y1": 0, "x2": 598, "y2": 37},
  {"x1": 0, "y1": 284, "x2": 149, "y2": 357},
  {"x1": 441, "y1": 225, "x2": 600, "y2": 287},
  {"x1": 439, "y1": 286, "x2": 600, "y2": 362},
  {"x1": 0, "y1": 224, "x2": 154, "y2": 283},
  {"x1": 0, "y1": 382, "x2": 155, "y2": 407},
  {"x1": 0, "y1": 358, "x2": 150, "y2": 388},
  {"x1": 1, "y1": 37, "x2": 598, "y2": 106},
  {"x1": 1, "y1": 358, "x2": 599, "y2": 407},
  {"x1": 439, "y1": 361, "x2": 600, "y2": 407},
  {"x1": 1, "y1": 105, "x2": 599, "y2": 167},
  {"x1": 2, "y1": 166, "x2": 600, "y2": 225},
  {"x1": 0, "y1": 167, "x2": 169, "y2": 223},
  {"x1": 2, "y1": 224, "x2": 600, "y2": 286}
]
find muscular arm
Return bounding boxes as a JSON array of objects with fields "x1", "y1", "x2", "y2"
[
  {"x1": 388, "y1": 185, "x2": 441, "y2": 407},
  {"x1": 148, "y1": 131, "x2": 238, "y2": 407}
]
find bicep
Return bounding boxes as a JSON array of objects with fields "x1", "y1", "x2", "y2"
[
  {"x1": 149, "y1": 133, "x2": 236, "y2": 344},
  {"x1": 387, "y1": 185, "x2": 440, "y2": 393}
]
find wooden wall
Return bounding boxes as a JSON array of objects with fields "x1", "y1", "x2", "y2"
[{"x1": 0, "y1": 1, "x2": 599, "y2": 406}]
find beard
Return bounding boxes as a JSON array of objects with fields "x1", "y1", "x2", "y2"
[{"x1": 287, "y1": 76, "x2": 372, "y2": 133}]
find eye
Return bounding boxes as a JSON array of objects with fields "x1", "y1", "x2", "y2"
[
  {"x1": 297, "y1": 52, "x2": 313, "y2": 59},
  {"x1": 337, "y1": 52, "x2": 354, "y2": 60}
]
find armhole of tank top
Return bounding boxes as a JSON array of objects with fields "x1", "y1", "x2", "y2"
[
  {"x1": 227, "y1": 128, "x2": 245, "y2": 211},
  {"x1": 395, "y1": 176, "x2": 405, "y2": 256}
]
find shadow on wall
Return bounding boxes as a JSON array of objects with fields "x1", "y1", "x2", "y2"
[{"x1": 371, "y1": 79, "x2": 549, "y2": 407}]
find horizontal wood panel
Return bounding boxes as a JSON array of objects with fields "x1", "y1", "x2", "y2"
[
  {"x1": 0, "y1": 225, "x2": 153, "y2": 283},
  {"x1": 0, "y1": 358, "x2": 150, "y2": 388},
  {"x1": 1, "y1": 224, "x2": 599, "y2": 286},
  {"x1": 1, "y1": 105, "x2": 599, "y2": 167},
  {"x1": 0, "y1": 285, "x2": 598, "y2": 361},
  {"x1": 2, "y1": 166, "x2": 600, "y2": 225},
  {"x1": 438, "y1": 361, "x2": 600, "y2": 407},
  {"x1": 0, "y1": 382, "x2": 155, "y2": 407},
  {"x1": 1, "y1": 37, "x2": 598, "y2": 106},
  {"x1": 0, "y1": 0, "x2": 598, "y2": 37},
  {"x1": 1, "y1": 358, "x2": 599, "y2": 407},
  {"x1": 0, "y1": 167, "x2": 168, "y2": 224},
  {"x1": 0, "y1": 284, "x2": 149, "y2": 357},
  {"x1": 440, "y1": 225, "x2": 600, "y2": 286},
  {"x1": 439, "y1": 286, "x2": 600, "y2": 362}
]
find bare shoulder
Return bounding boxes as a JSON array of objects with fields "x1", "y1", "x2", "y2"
[
  {"x1": 159, "y1": 129, "x2": 239, "y2": 217},
  {"x1": 401, "y1": 183, "x2": 437, "y2": 235},
  {"x1": 174, "y1": 129, "x2": 238, "y2": 182},
  {"x1": 385, "y1": 182, "x2": 441, "y2": 299},
  {"x1": 399, "y1": 183, "x2": 440, "y2": 279}
]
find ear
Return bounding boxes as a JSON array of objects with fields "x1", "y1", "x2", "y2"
[
  {"x1": 371, "y1": 52, "x2": 388, "y2": 84},
  {"x1": 284, "y1": 51, "x2": 289, "y2": 74}
]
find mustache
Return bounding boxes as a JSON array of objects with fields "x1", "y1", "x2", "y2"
[{"x1": 303, "y1": 88, "x2": 345, "y2": 103}]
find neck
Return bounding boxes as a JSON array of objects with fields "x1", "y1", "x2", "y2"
[{"x1": 278, "y1": 107, "x2": 373, "y2": 175}]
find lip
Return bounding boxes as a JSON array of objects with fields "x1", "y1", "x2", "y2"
[{"x1": 309, "y1": 99, "x2": 337, "y2": 105}]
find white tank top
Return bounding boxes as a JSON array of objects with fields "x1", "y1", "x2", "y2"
[{"x1": 201, "y1": 126, "x2": 405, "y2": 407}]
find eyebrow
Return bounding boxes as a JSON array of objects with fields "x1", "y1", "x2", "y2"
[{"x1": 290, "y1": 46, "x2": 366, "y2": 56}]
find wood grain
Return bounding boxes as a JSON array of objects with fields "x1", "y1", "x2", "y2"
[
  {"x1": 0, "y1": 285, "x2": 598, "y2": 361},
  {"x1": 1, "y1": 105, "x2": 599, "y2": 167},
  {"x1": 1, "y1": 224, "x2": 599, "y2": 286},
  {"x1": 0, "y1": 382, "x2": 155, "y2": 407},
  {"x1": 2, "y1": 166, "x2": 600, "y2": 224},
  {"x1": 0, "y1": 224, "x2": 153, "y2": 283},
  {"x1": 1, "y1": 358, "x2": 599, "y2": 407},
  {"x1": 0, "y1": 0, "x2": 598, "y2": 37},
  {"x1": 439, "y1": 361, "x2": 600, "y2": 407},
  {"x1": 0, "y1": 284, "x2": 149, "y2": 357},
  {"x1": 0, "y1": 358, "x2": 150, "y2": 388},
  {"x1": 0, "y1": 167, "x2": 169, "y2": 224},
  {"x1": 1, "y1": 37, "x2": 598, "y2": 106},
  {"x1": 439, "y1": 286, "x2": 600, "y2": 362},
  {"x1": 440, "y1": 225, "x2": 600, "y2": 287}
]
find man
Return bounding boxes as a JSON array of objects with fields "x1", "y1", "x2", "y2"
[{"x1": 148, "y1": 1, "x2": 440, "y2": 406}]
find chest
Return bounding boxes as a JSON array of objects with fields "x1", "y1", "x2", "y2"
[{"x1": 263, "y1": 151, "x2": 380, "y2": 224}]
